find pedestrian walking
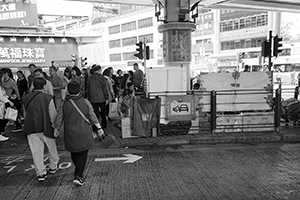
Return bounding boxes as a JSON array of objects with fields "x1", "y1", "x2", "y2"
[
  {"x1": 48, "y1": 66, "x2": 64, "y2": 109},
  {"x1": 103, "y1": 68, "x2": 115, "y2": 122},
  {"x1": 133, "y1": 63, "x2": 144, "y2": 92},
  {"x1": 54, "y1": 81, "x2": 104, "y2": 186},
  {"x1": 29, "y1": 68, "x2": 54, "y2": 96},
  {"x1": 23, "y1": 77, "x2": 59, "y2": 182},
  {"x1": 27, "y1": 63, "x2": 36, "y2": 89},
  {"x1": 71, "y1": 66, "x2": 85, "y2": 97},
  {"x1": 87, "y1": 65, "x2": 109, "y2": 129},
  {"x1": 0, "y1": 70, "x2": 14, "y2": 141}
]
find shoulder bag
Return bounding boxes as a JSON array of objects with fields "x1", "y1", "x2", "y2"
[{"x1": 69, "y1": 99, "x2": 116, "y2": 148}]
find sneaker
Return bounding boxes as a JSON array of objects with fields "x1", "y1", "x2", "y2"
[
  {"x1": 0, "y1": 135, "x2": 9, "y2": 141},
  {"x1": 38, "y1": 173, "x2": 47, "y2": 182},
  {"x1": 73, "y1": 176, "x2": 84, "y2": 186},
  {"x1": 49, "y1": 167, "x2": 58, "y2": 174}
]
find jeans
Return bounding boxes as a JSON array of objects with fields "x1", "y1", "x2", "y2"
[{"x1": 70, "y1": 150, "x2": 88, "y2": 178}]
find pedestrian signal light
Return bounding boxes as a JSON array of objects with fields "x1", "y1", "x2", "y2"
[
  {"x1": 134, "y1": 41, "x2": 143, "y2": 60},
  {"x1": 238, "y1": 52, "x2": 245, "y2": 63},
  {"x1": 273, "y1": 35, "x2": 283, "y2": 57}
]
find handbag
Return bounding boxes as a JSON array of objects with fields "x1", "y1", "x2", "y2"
[
  {"x1": 5, "y1": 107, "x2": 18, "y2": 121},
  {"x1": 69, "y1": 99, "x2": 116, "y2": 148},
  {"x1": 0, "y1": 101, "x2": 6, "y2": 119}
]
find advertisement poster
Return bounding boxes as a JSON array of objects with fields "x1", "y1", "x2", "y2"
[
  {"x1": 165, "y1": 95, "x2": 195, "y2": 121},
  {"x1": 0, "y1": 2, "x2": 38, "y2": 26}
]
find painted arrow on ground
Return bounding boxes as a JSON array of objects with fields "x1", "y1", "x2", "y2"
[{"x1": 95, "y1": 154, "x2": 142, "y2": 163}]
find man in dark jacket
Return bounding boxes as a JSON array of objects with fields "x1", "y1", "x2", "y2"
[
  {"x1": 87, "y1": 65, "x2": 109, "y2": 129},
  {"x1": 23, "y1": 77, "x2": 59, "y2": 182}
]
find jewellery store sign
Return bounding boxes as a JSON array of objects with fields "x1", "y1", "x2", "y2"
[
  {"x1": 0, "y1": 2, "x2": 38, "y2": 26},
  {"x1": 0, "y1": 46, "x2": 46, "y2": 64}
]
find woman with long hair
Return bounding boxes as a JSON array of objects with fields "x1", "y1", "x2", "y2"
[
  {"x1": 71, "y1": 66, "x2": 85, "y2": 97},
  {"x1": 102, "y1": 68, "x2": 115, "y2": 121},
  {"x1": 0, "y1": 70, "x2": 14, "y2": 141}
]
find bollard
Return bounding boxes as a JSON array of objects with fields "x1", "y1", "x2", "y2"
[
  {"x1": 210, "y1": 90, "x2": 217, "y2": 133},
  {"x1": 274, "y1": 88, "x2": 281, "y2": 132}
]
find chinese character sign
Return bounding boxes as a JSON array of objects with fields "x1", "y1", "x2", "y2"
[
  {"x1": 0, "y1": 3, "x2": 37, "y2": 26},
  {"x1": 0, "y1": 47, "x2": 46, "y2": 64}
]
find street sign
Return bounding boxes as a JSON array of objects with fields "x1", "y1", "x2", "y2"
[{"x1": 95, "y1": 154, "x2": 142, "y2": 163}]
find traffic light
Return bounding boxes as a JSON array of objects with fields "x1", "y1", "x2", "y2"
[
  {"x1": 145, "y1": 46, "x2": 150, "y2": 60},
  {"x1": 134, "y1": 41, "x2": 143, "y2": 60},
  {"x1": 81, "y1": 57, "x2": 87, "y2": 67},
  {"x1": 71, "y1": 54, "x2": 79, "y2": 66},
  {"x1": 261, "y1": 40, "x2": 271, "y2": 57},
  {"x1": 238, "y1": 52, "x2": 245, "y2": 63},
  {"x1": 273, "y1": 35, "x2": 283, "y2": 57}
]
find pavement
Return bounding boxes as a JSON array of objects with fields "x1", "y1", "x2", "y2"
[{"x1": 1, "y1": 119, "x2": 300, "y2": 153}]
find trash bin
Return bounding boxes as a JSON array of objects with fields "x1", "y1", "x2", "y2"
[{"x1": 132, "y1": 97, "x2": 161, "y2": 137}]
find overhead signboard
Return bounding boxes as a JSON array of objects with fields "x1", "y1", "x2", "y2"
[
  {"x1": 37, "y1": 0, "x2": 93, "y2": 17},
  {"x1": 0, "y1": 2, "x2": 38, "y2": 26},
  {"x1": 0, "y1": 37, "x2": 78, "y2": 67}
]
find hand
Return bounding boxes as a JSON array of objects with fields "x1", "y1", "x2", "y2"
[
  {"x1": 10, "y1": 94, "x2": 17, "y2": 100},
  {"x1": 9, "y1": 101, "x2": 14, "y2": 107},
  {"x1": 97, "y1": 128, "x2": 104, "y2": 137},
  {"x1": 54, "y1": 129, "x2": 60, "y2": 137},
  {"x1": 105, "y1": 100, "x2": 109, "y2": 105}
]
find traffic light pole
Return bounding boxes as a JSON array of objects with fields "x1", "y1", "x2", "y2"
[
  {"x1": 268, "y1": 30, "x2": 272, "y2": 71},
  {"x1": 143, "y1": 41, "x2": 146, "y2": 73}
]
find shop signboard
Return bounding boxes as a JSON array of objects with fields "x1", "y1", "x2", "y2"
[
  {"x1": 0, "y1": 2, "x2": 38, "y2": 26},
  {"x1": 0, "y1": 37, "x2": 78, "y2": 67},
  {"x1": 165, "y1": 95, "x2": 195, "y2": 121}
]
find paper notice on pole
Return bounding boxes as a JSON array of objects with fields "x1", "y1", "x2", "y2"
[{"x1": 198, "y1": 72, "x2": 272, "y2": 112}]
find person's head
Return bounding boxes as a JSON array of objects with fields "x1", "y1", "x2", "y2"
[
  {"x1": 103, "y1": 68, "x2": 112, "y2": 78},
  {"x1": 1, "y1": 68, "x2": 12, "y2": 80},
  {"x1": 16, "y1": 70, "x2": 25, "y2": 79},
  {"x1": 28, "y1": 63, "x2": 36, "y2": 74},
  {"x1": 244, "y1": 65, "x2": 250, "y2": 72},
  {"x1": 127, "y1": 82, "x2": 134, "y2": 91},
  {"x1": 34, "y1": 68, "x2": 44, "y2": 78},
  {"x1": 49, "y1": 66, "x2": 58, "y2": 77},
  {"x1": 67, "y1": 80, "x2": 81, "y2": 95},
  {"x1": 117, "y1": 69, "x2": 122, "y2": 76},
  {"x1": 33, "y1": 77, "x2": 46, "y2": 90},
  {"x1": 133, "y1": 63, "x2": 139, "y2": 71},
  {"x1": 91, "y1": 65, "x2": 101, "y2": 74},
  {"x1": 71, "y1": 66, "x2": 81, "y2": 77},
  {"x1": 64, "y1": 67, "x2": 72, "y2": 80},
  {"x1": 81, "y1": 68, "x2": 88, "y2": 76},
  {"x1": 128, "y1": 70, "x2": 134, "y2": 79},
  {"x1": 193, "y1": 83, "x2": 200, "y2": 90},
  {"x1": 107, "y1": 67, "x2": 114, "y2": 75}
]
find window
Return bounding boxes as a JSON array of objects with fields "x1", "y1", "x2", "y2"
[
  {"x1": 109, "y1": 39, "x2": 121, "y2": 48},
  {"x1": 150, "y1": 50, "x2": 154, "y2": 59},
  {"x1": 221, "y1": 37, "x2": 267, "y2": 50},
  {"x1": 123, "y1": 52, "x2": 137, "y2": 61},
  {"x1": 109, "y1": 25, "x2": 120, "y2": 35},
  {"x1": 138, "y1": 34, "x2": 153, "y2": 43},
  {"x1": 109, "y1": 53, "x2": 122, "y2": 62},
  {"x1": 121, "y1": 21, "x2": 136, "y2": 32},
  {"x1": 122, "y1": 36, "x2": 137, "y2": 46},
  {"x1": 138, "y1": 17, "x2": 153, "y2": 29}
]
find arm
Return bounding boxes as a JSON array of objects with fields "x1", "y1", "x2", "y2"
[
  {"x1": 84, "y1": 99, "x2": 102, "y2": 128},
  {"x1": 11, "y1": 81, "x2": 20, "y2": 99},
  {"x1": 48, "y1": 99, "x2": 57, "y2": 128},
  {"x1": 0, "y1": 88, "x2": 11, "y2": 104},
  {"x1": 53, "y1": 77, "x2": 64, "y2": 91},
  {"x1": 47, "y1": 81, "x2": 54, "y2": 96}
]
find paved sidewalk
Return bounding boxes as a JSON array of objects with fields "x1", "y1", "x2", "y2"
[{"x1": 1, "y1": 120, "x2": 300, "y2": 153}]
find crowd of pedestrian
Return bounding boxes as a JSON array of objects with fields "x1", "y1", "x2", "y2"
[{"x1": 0, "y1": 62, "x2": 145, "y2": 186}]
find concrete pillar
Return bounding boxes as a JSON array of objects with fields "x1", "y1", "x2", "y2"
[
  {"x1": 274, "y1": 12, "x2": 281, "y2": 36},
  {"x1": 213, "y1": 10, "x2": 220, "y2": 54},
  {"x1": 158, "y1": 0, "x2": 196, "y2": 90},
  {"x1": 268, "y1": 11, "x2": 274, "y2": 31}
]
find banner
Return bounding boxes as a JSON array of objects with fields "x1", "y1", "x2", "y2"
[{"x1": 0, "y1": 2, "x2": 38, "y2": 26}]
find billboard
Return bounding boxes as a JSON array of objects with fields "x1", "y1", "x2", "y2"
[{"x1": 0, "y1": 2, "x2": 38, "y2": 26}]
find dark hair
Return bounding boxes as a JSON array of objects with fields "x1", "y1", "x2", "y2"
[
  {"x1": 120, "y1": 74, "x2": 130, "y2": 89},
  {"x1": 72, "y1": 66, "x2": 81, "y2": 76},
  {"x1": 128, "y1": 70, "x2": 134, "y2": 81},
  {"x1": 64, "y1": 67, "x2": 72, "y2": 80},
  {"x1": 127, "y1": 82, "x2": 133, "y2": 88},
  {"x1": 102, "y1": 68, "x2": 111, "y2": 77},
  {"x1": 122, "y1": 88, "x2": 132, "y2": 97},
  {"x1": 49, "y1": 66, "x2": 58, "y2": 71},
  {"x1": 91, "y1": 64, "x2": 101, "y2": 73},
  {"x1": 28, "y1": 63, "x2": 36, "y2": 68},
  {"x1": 67, "y1": 81, "x2": 81, "y2": 94},
  {"x1": 34, "y1": 68, "x2": 43, "y2": 74},
  {"x1": 16, "y1": 70, "x2": 25, "y2": 78},
  {"x1": 193, "y1": 83, "x2": 200, "y2": 90},
  {"x1": 117, "y1": 69, "x2": 122, "y2": 74},
  {"x1": 133, "y1": 63, "x2": 138, "y2": 67},
  {"x1": 1, "y1": 68, "x2": 14, "y2": 80},
  {"x1": 33, "y1": 77, "x2": 46, "y2": 90}
]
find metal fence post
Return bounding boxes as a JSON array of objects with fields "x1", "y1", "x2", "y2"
[
  {"x1": 210, "y1": 90, "x2": 217, "y2": 133},
  {"x1": 294, "y1": 86, "x2": 299, "y2": 100},
  {"x1": 275, "y1": 88, "x2": 281, "y2": 132}
]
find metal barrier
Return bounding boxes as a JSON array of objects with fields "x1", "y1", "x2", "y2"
[{"x1": 147, "y1": 86, "x2": 294, "y2": 135}]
